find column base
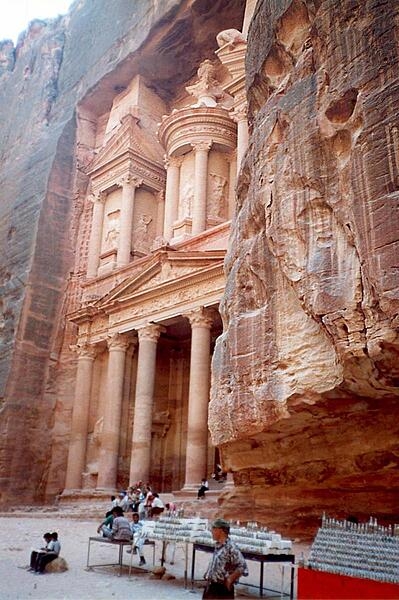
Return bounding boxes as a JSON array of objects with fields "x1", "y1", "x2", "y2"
[
  {"x1": 176, "y1": 484, "x2": 199, "y2": 496},
  {"x1": 58, "y1": 488, "x2": 117, "y2": 507}
]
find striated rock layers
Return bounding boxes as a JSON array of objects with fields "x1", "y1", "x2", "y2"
[{"x1": 210, "y1": 0, "x2": 399, "y2": 538}]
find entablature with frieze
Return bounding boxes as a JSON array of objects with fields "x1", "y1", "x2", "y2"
[
  {"x1": 89, "y1": 151, "x2": 165, "y2": 195},
  {"x1": 108, "y1": 264, "x2": 225, "y2": 336},
  {"x1": 69, "y1": 256, "x2": 225, "y2": 344},
  {"x1": 158, "y1": 106, "x2": 237, "y2": 157}
]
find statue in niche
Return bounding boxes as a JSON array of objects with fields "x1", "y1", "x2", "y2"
[
  {"x1": 134, "y1": 213, "x2": 152, "y2": 253},
  {"x1": 180, "y1": 180, "x2": 194, "y2": 219},
  {"x1": 104, "y1": 212, "x2": 120, "y2": 250},
  {"x1": 208, "y1": 173, "x2": 227, "y2": 218},
  {"x1": 186, "y1": 59, "x2": 224, "y2": 107}
]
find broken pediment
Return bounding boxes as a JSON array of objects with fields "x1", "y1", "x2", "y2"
[
  {"x1": 89, "y1": 112, "x2": 164, "y2": 174},
  {"x1": 94, "y1": 249, "x2": 225, "y2": 310}
]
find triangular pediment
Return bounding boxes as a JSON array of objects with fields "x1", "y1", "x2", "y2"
[
  {"x1": 95, "y1": 250, "x2": 225, "y2": 310},
  {"x1": 89, "y1": 114, "x2": 163, "y2": 173}
]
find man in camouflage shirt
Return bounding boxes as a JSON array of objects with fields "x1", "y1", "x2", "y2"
[{"x1": 203, "y1": 518, "x2": 248, "y2": 599}]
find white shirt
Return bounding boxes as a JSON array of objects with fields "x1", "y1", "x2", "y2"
[{"x1": 151, "y1": 496, "x2": 164, "y2": 509}]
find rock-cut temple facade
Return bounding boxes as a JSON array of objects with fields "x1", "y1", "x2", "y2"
[{"x1": 63, "y1": 26, "x2": 250, "y2": 499}]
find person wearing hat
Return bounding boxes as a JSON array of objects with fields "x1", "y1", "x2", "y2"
[{"x1": 203, "y1": 518, "x2": 248, "y2": 599}]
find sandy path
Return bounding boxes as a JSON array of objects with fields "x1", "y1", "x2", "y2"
[{"x1": 0, "y1": 516, "x2": 306, "y2": 599}]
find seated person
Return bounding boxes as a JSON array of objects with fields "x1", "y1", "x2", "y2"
[
  {"x1": 109, "y1": 506, "x2": 132, "y2": 541},
  {"x1": 128, "y1": 512, "x2": 146, "y2": 566},
  {"x1": 29, "y1": 532, "x2": 52, "y2": 572},
  {"x1": 148, "y1": 493, "x2": 164, "y2": 518},
  {"x1": 97, "y1": 510, "x2": 114, "y2": 537},
  {"x1": 34, "y1": 532, "x2": 61, "y2": 574},
  {"x1": 197, "y1": 478, "x2": 209, "y2": 499}
]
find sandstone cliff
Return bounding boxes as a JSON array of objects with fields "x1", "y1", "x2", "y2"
[
  {"x1": 0, "y1": 0, "x2": 244, "y2": 505},
  {"x1": 210, "y1": 0, "x2": 399, "y2": 537}
]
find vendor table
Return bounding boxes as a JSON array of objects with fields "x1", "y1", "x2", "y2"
[
  {"x1": 159, "y1": 539, "x2": 190, "y2": 587},
  {"x1": 86, "y1": 536, "x2": 132, "y2": 576},
  {"x1": 191, "y1": 542, "x2": 295, "y2": 598}
]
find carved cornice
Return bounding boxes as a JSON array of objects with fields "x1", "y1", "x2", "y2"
[{"x1": 158, "y1": 107, "x2": 237, "y2": 156}]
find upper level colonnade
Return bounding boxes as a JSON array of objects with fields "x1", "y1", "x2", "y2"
[{"x1": 83, "y1": 29, "x2": 248, "y2": 280}]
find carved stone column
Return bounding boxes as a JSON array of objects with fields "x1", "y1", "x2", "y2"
[
  {"x1": 192, "y1": 142, "x2": 211, "y2": 235},
  {"x1": 64, "y1": 343, "x2": 97, "y2": 490},
  {"x1": 129, "y1": 323, "x2": 163, "y2": 484},
  {"x1": 97, "y1": 333, "x2": 133, "y2": 490},
  {"x1": 155, "y1": 190, "x2": 165, "y2": 238},
  {"x1": 231, "y1": 104, "x2": 249, "y2": 175},
  {"x1": 226, "y1": 152, "x2": 237, "y2": 220},
  {"x1": 163, "y1": 156, "x2": 182, "y2": 242},
  {"x1": 87, "y1": 192, "x2": 105, "y2": 278},
  {"x1": 117, "y1": 176, "x2": 143, "y2": 268},
  {"x1": 182, "y1": 307, "x2": 213, "y2": 490}
]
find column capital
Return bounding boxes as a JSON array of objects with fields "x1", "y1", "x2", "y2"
[
  {"x1": 164, "y1": 155, "x2": 183, "y2": 169},
  {"x1": 225, "y1": 150, "x2": 237, "y2": 164},
  {"x1": 70, "y1": 342, "x2": 98, "y2": 359},
  {"x1": 230, "y1": 102, "x2": 248, "y2": 123},
  {"x1": 117, "y1": 175, "x2": 143, "y2": 188},
  {"x1": 156, "y1": 190, "x2": 165, "y2": 204},
  {"x1": 191, "y1": 141, "x2": 212, "y2": 153},
  {"x1": 107, "y1": 332, "x2": 135, "y2": 351},
  {"x1": 137, "y1": 323, "x2": 165, "y2": 342},
  {"x1": 184, "y1": 307, "x2": 213, "y2": 329},
  {"x1": 89, "y1": 190, "x2": 106, "y2": 204}
]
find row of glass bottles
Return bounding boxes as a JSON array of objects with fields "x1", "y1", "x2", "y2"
[{"x1": 309, "y1": 514, "x2": 399, "y2": 584}]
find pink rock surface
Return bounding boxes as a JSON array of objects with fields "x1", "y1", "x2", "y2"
[{"x1": 210, "y1": 0, "x2": 399, "y2": 537}]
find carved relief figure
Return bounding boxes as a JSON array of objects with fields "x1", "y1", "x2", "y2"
[
  {"x1": 208, "y1": 172, "x2": 227, "y2": 218},
  {"x1": 134, "y1": 213, "x2": 152, "y2": 253},
  {"x1": 104, "y1": 211, "x2": 120, "y2": 250},
  {"x1": 179, "y1": 181, "x2": 194, "y2": 218}
]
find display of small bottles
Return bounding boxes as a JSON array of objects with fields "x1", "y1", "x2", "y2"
[
  {"x1": 148, "y1": 515, "x2": 292, "y2": 555},
  {"x1": 308, "y1": 514, "x2": 399, "y2": 584}
]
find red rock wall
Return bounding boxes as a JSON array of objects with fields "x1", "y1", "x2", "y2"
[
  {"x1": 210, "y1": 0, "x2": 399, "y2": 538},
  {"x1": 0, "y1": 0, "x2": 245, "y2": 506}
]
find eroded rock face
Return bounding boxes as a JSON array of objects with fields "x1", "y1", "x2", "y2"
[{"x1": 210, "y1": 0, "x2": 399, "y2": 538}]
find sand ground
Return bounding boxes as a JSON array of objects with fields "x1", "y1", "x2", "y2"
[{"x1": 0, "y1": 516, "x2": 308, "y2": 600}]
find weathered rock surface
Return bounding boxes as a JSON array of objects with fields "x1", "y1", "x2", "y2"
[{"x1": 210, "y1": 0, "x2": 399, "y2": 538}]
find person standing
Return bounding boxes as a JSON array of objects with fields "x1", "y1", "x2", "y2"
[{"x1": 203, "y1": 518, "x2": 248, "y2": 599}]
